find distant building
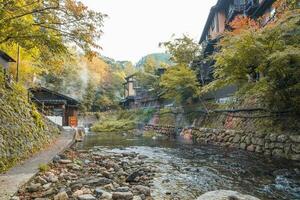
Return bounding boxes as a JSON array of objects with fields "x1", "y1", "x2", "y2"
[
  {"x1": 195, "y1": 0, "x2": 276, "y2": 101},
  {"x1": 0, "y1": 50, "x2": 15, "y2": 70},
  {"x1": 29, "y1": 87, "x2": 79, "y2": 127},
  {"x1": 121, "y1": 69, "x2": 166, "y2": 109},
  {"x1": 0, "y1": 50, "x2": 16, "y2": 84},
  {"x1": 121, "y1": 74, "x2": 137, "y2": 108}
]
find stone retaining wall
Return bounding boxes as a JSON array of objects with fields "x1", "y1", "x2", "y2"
[
  {"x1": 191, "y1": 128, "x2": 300, "y2": 161},
  {"x1": 143, "y1": 124, "x2": 176, "y2": 136},
  {"x1": 143, "y1": 123, "x2": 300, "y2": 161}
]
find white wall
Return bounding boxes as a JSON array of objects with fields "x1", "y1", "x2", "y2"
[{"x1": 47, "y1": 116, "x2": 63, "y2": 126}]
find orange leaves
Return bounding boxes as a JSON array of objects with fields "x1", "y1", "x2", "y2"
[
  {"x1": 229, "y1": 15, "x2": 259, "y2": 35},
  {"x1": 65, "y1": 0, "x2": 87, "y2": 17}
]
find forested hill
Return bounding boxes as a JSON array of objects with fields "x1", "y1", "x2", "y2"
[{"x1": 135, "y1": 53, "x2": 172, "y2": 68}]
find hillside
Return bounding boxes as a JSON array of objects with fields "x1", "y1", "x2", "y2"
[
  {"x1": 135, "y1": 53, "x2": 172, "y2": 68},
  {"x1": 0, "y1": 80, "x2": 59, "y2": 172}
]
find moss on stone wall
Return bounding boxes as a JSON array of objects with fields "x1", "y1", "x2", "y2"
[{"x1": 0, "y1": 81, "x2": 59, "y2": 173}]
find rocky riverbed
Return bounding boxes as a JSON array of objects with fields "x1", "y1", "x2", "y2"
[
  {"x1": 13, "y1": 132, "x2": 300, "y2": 200},
  {"x1": 15, "y1": 146, "x2": 156, "y2": 200}
]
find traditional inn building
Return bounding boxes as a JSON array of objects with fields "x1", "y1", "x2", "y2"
[
  {"x1": 121, "y1": 69, "x2": 166, "y2": 109},
  {"x1": 196, "y1": 0, "x2": 277, "y2": 102},
  {"x1": 29, "y1": 87, "x2": 79, "y2": 127}
]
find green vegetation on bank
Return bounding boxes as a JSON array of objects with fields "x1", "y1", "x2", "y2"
[
  {"x1": 0, "y1": 73, "x2": 59, "y2": 172},
  {"x1": 91, "y1": 108, "x2": 155, "y2": 133},
  {"x1": 204, "y1": 9, "x2": 300, "y2": 114}
]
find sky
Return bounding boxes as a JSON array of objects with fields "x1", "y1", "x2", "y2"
[{"x1": 81, "y1": 0, "x2": 218, "y2": 63}]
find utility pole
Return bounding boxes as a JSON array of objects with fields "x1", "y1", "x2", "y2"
[{"x1": 16, "y1": 45, "x2": 20, "y2": 82}]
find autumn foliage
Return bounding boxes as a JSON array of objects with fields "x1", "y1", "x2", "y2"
[{"x1": 229, "y1": 16, "x2": 259, "y2": 35}]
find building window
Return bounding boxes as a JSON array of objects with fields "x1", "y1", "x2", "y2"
[
  {"x1": 270, "y1": 7, "x2": 276, "y2": 18},
  {"x1": 211, "y1": 19, "x2": 215, "y2": 31},
  {"x1": 215, "y1": 13, "x2": 219, "y2": 32}
]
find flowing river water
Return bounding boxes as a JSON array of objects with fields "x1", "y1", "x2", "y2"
[{"x1": 75, "y1": 132, "x2": 300, "y2": 200}]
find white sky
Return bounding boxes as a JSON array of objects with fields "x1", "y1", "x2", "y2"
[{"x1": 81, "y1": 0, "x2": 218, "y2": 63}]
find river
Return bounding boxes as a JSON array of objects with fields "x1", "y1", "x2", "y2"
[{"x1": 75, "y1": 132, "x2": 300, "y2": 200}]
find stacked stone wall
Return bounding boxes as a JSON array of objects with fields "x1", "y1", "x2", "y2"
[{"x1": 143, "y1": 123, "x2": 300, "y2": 161}]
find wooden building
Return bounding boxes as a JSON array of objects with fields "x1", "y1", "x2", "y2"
[
  {"x1": 29, "y1": 87, "x2": 79, "y2": 127},
  {"x1": 121, "y1": 71, "x2": 165, "y2": 109},
  {"x1": 121, "y1": 74, "x2": 137, "y2": 108},
  {"x1": 194, "y1": 0, "x2": 276, "y2": 102}
]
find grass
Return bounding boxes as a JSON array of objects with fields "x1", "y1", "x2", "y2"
[
  {"x1": 91, "y1": 108, "x2": 155, "y2": 133},
  {"x1": 38, "y1": 163, "x2": 50, "y2": 172}
]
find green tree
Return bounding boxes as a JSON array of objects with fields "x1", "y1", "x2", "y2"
[
  {"x1": 159, "y1": 35, "x2": 200, "y2": 104},
  {"x1": 159, "y1": 34, "x2": 200, "y2": 65},
  {"x1": 0, "y1": 0, "x2": 105, "y2": 56},
  {"x1": 160, "y1": 65, "x2": 200, "y2": 104},
  {"x1": 209, "y1": 10, "x2": 300, "y2": 113},
  {"x1": 136, "y1": 57, "x2": 161, "y2": 92}
]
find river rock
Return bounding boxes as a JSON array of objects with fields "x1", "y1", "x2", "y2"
[
  {"x1": 126, "y1": 170, "x2": 143, "y2": 182},
  {"x1": 116, "y1": 186, "x2": 130, "y2": 192},
  {"x1": 27, "y1": 183, "x2": 42, "y2": 192},
  {"x1": 132, "y1": 185, "x2": 151, "y2": 196},
  {"x1": 112, "y1": 192, "x2": 133, "y2": 200},
  {"x1": 78, "y1": 194, "x2": 96, "y2": 200},
  {"x1": 133, "y1": 196, "x2": 142, "y2": 200},
  {"x1": 41, "y1": 188, "x2": 56, "y2": 196},
  {"x1": 95, "y1": 188, "x2": 104, "y2": 196},
  {"x1": 54, "y1": 191, "x2": 68, "y2": 200},
  {"x1": 36, "y1": 176, "x2": 48, "y2": 184},
  {"x1": 196, "y1": 190, "x2": 260, "y2": 200},
  {"x1": 138, "y1": 155, "x2": 148, "y2": 159},
  {"x1": 86, "y1": 177, "x2": 113, "y2": 186},
  {"x1": 101, "y1": 191, "x2": 113, "y2": 199},
  {"x1": 59, "y1": 159, "x2": 73, "y2": 164},
  {"x1": 42, "y1": 183, "x2": 52, "y2": 190}
]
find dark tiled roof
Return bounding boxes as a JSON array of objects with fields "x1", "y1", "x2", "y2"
[
  {"x1": 0, "y1": 50, "x2": 16, "y2": 62},
  {"x1": 29, "y1": 87, "x2": 79, "y2": 106}
]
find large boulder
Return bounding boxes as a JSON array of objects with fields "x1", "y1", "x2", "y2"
[{"x1": 196, "y1": 190, "x2": 260, "y2": 200}]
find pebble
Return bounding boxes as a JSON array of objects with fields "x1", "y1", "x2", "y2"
[
  {"x1": 133, "y1": 185, "x2": 151, "y2": 196},
  {"x1": 112, "y1": 192, "x2": 134, "y2": 200},
  {"x1": 78, "y1": 194, "x2": 96, "y2": 200},
  {"x1": 27, "y1": 183, "x2": 42, "y2": 192},
  {"x1": 59, "y1": 159, "x2": 72, "y2": 164},
  {"x1": 53, "y1": 191, "x2": 68, "y2": 200}
]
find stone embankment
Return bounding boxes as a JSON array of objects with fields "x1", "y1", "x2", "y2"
[
  {"x1": 144, "y1": 124, "x2": 300, "y2": 161},
  {"x1": 191, "y1": 128, "x2": 300, "y2": 161},
  {"x1": 143, "y1": 124, "x2": 175, "y2": 136},
  {"x1": 15, "y1": 146, "x2": 156, "y2": 200}
]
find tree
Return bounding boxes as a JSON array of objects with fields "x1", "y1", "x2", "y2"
[
  {"x1": 159, "y1": 35, "x2": 201, "y2": 104},
  {"x1": 208, "y1": 10, "x2": 300, "y2": 113},
  {"x1": 136, "y1": 57, "x2": 161, "y2": 92},
  {"x1": 160, "y1": 65, "x2": 200, "y2": 104},
  {"x1": 0, "y1": 0, "x2": 106, "y2": 56},
  {"x1": 159, "y1": 34, "x2": 200, "y2": 65}
]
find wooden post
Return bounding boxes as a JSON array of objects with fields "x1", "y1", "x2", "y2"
[{"x1": 16, "y1": 45, "x2": 20, "y2": 82}]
